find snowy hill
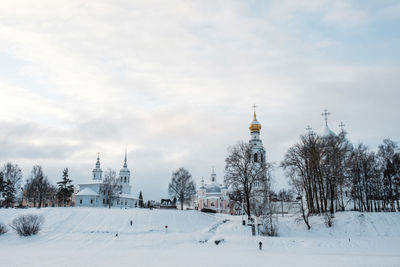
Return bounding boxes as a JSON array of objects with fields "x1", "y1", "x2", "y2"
[{"x1": 1, "y1": 208, "x2": 400, "y2": 267}]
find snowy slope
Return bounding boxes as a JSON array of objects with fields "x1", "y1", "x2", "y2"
[{"x1": 1, "y1": 208, "x2": 400, "y2": 267}]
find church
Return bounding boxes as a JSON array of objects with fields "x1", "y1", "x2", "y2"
[
  {"x1": 196, "y1": 108, "x2": 267, "y2": 214},
  {"x1": 76, "y1": 151, "x2": 138, "y2": 208},
  {"x1": 196, "y1": 167, "x2": 230, "y2": 213}
]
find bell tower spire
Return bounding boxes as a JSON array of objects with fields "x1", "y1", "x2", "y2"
[
  {"x1": 124, "y1": 145, "x2": 127, "y2": 168},
  {"x1": 92, "y1": 152, "x2": 103, "y2": 180}
]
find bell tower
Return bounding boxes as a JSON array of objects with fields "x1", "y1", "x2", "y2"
[
  {"x1": 249, "y1": 105, "x2": 266, "y2": 164},
  {"x1": 92, "y1": 152, "x2": 103, "y2": 180},
  {"x1": 119, "y1": 148, "x2": 132, "y2": 194}
]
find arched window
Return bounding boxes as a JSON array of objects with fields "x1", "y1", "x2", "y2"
[
  {"x1": 121, "y1": 177, "x2": 123, "y2": 182},
  {"x1": 254, "y1": 153, "x2": 258, "y2": 162},
  {"x1": 124, "y1": 177, "x2": 127, "y2": 183}
]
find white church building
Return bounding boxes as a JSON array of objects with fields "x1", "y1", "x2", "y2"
[{"x1": 76, "y1": 152, "x2": 138, "y2": 208}]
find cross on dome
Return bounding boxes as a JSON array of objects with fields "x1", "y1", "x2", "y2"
[
  {"x1": 339, "y1": 121, "x2": 346, "y2": 133},
  {"x1": 321, "y1": 109, "x2": 331, "y2": 127}
]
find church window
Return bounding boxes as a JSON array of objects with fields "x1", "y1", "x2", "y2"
[
  {"x1": 103, "y1": 199, "x2": 105, "y2": 204},
  {"x1": 121, "y1": 177, "x2": 123, "y2": 182},
  {"x1": 254, "y1": 153, "x2": 258, "y2": 162},
  {"x1": 125, "y1": 201, "x2": 127, "y2": 205},
  {"x1": 124, "y1": 177, "x2": 127, "y2": 183}
]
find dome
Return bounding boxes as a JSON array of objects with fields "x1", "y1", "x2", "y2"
[
  {"x1": 249, "y1": 112, "x2": 262, "y2": 133},
  {"x1": 322, "y1": 126, "x2": 336, "y2": 138},
  {"x1": 206, "y1": 182, "x2": 221, "y2": 193}
]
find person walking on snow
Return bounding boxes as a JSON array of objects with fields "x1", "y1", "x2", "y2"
[
  {"x1": 130, "y1": 220, "x2": 132, "y2": 226},
  {"x1": 259, "y1": 241, "x2": 262, "y2": 250}
]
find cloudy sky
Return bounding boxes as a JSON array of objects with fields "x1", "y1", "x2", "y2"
[{"x1": 1, "y1": 0, "x2": 399, "y2": 200}]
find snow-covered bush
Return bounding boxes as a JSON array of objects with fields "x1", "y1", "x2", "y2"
[
  {"x1": 0, "y1": 222, "x2": 8, "y2": 235},
  {"x1": 10, "y1": 214, "x2": 44, "y2": 236}
]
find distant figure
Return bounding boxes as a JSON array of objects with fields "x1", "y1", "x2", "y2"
[
  {"x1": 115, "y1": 233, "x2": 118, "y2": 237},
  {"x1": 259, "y1": 241, "x2": 262, "y2": 250},
  {"x1": 130, "y1": 220, "x2": 133, "y2": 226}
]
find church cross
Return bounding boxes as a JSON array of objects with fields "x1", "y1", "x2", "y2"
[
  {"x1": 339, "y1": 121, "x2": 346, "y2": 132},
  {"x1": 252, "y1": 104, "x2": 257, "y2": 119},
  {"x1": 321, "y1": 109, "x2": 331, "y2": 127}
]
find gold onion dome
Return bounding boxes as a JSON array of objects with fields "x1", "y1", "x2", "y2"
[{"x1": 249, "y1": 111, "x2": 262, "y2": 132}]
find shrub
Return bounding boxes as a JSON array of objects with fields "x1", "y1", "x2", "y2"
[
  {"x1": 0, "y1": 222, "x2": 8, "y2": 235},
  {"x1": 10, "y1": 214, "x2": 44, "y2": 236}
]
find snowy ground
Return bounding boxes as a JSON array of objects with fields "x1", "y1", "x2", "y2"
[{"x1": 1, "y1": 208, "x2": 400, "y2": 267}]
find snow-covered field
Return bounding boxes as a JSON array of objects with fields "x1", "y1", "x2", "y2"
[{"x1": 1, "y1": 208, "x2": 400, "y2": 267}]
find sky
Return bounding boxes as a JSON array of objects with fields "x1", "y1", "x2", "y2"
[{"x1": 0, "y1": 0, "x2": 399, "y2": 200}]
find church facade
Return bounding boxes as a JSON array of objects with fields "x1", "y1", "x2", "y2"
[
  {"x1": 76, "y1": 152, "x2": 138, "y2": 208},
  {"x1": 196, "y1": 168, "x2": 230, "y2": 214}
]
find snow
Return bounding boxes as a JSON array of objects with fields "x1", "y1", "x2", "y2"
[
  {"x1": 1, "y1": 208, "x2": 400, "y2": 267},
  {"x1": 75, "y1": 187, "x2": 99, "y2": 196}
]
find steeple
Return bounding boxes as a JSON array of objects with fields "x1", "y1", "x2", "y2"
[
  {"x1": 92, "y1": 152, "x2": 103, "y2": 180},
  {"x1": 96, "y1": 152, "x2": 100, "y2": 168},
  {"x1": 123, "y1": 146, "x2": 127, "y2": 168},
  {"x1": 119, "y1": 147, "x2": 131, "y2": 185}
]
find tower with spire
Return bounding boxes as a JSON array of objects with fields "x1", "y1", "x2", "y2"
[
  {"x1": 119, "y1": 147, "x2": 132, "y2": 194},
  {"x1": 249, "y1": 105, "x2": 266, "y2": 165},
  {"x1": 92, "y1": 152, "x2": 103, "y2": 180}
]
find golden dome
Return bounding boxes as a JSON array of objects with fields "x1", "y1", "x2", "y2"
[{"x1": 249, "y1": 112, "x2": 262, "y2": 132}]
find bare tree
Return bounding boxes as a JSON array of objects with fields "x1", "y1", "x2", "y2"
[
  {"x1": 224, "y1": 141, "x2": 267, "y2": 217},
  {"x1": 168, "y1": 168, "x2": 196, "y2": 210},
  {"x1": 25, "y1": 165, "x2": 52, "y2": 208},
  {"x1": 101, "y1": 169, "x2": 121, "y2": 208}
]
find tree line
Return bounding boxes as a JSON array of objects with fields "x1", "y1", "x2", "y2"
[
  {"x1": 0, "y1": 163, "x2": 74, "y2": 208},
  {"x1": 281, "y1": 131, "x2": 400, "y2": 221}
]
